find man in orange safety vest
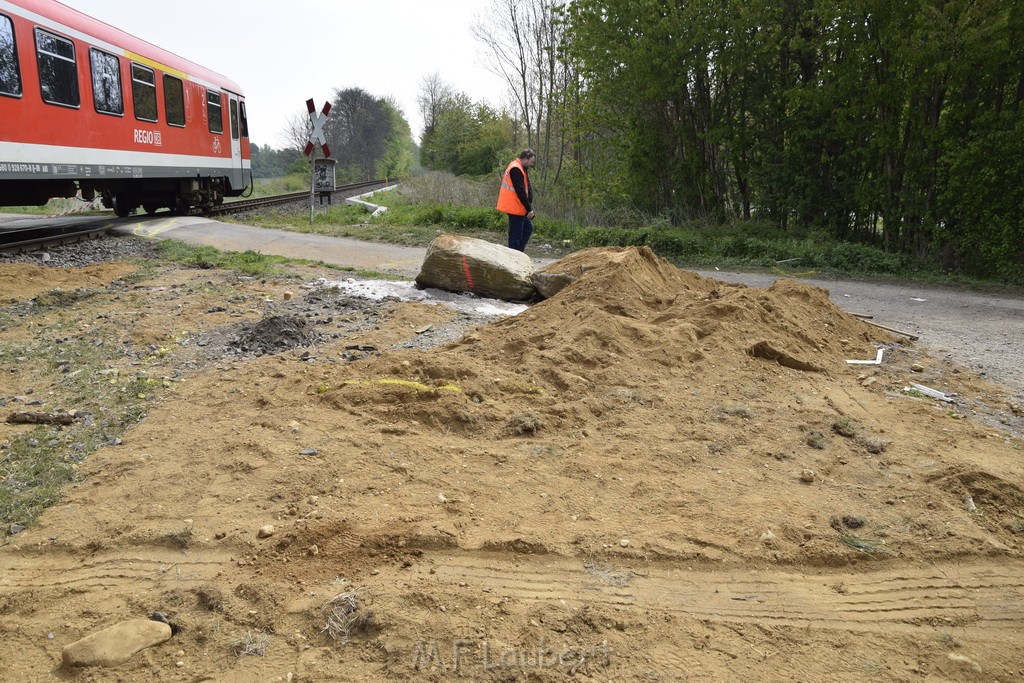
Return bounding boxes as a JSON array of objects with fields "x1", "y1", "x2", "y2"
[{"x1": 496, "y1": 149, "x2": 536, "y2": 252}]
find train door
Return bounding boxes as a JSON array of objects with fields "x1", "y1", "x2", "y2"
[{"x1": 227, "y1": 93, "x2": 243, "y2": 189}]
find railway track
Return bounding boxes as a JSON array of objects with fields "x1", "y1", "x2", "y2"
[
  {"x1": 208, "y1": 179, "x2": 389, "y2": 215},
  {"x1": 0, "y1": 179, "x2": 391, "y2": 254}
]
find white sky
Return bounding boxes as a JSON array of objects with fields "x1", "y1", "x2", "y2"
[{"x1": 58, "y1": 0, "x2": 510, "y2": 147}]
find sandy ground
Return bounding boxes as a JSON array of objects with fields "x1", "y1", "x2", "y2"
[{"x1": 1, "y1": 242, "x2": 1023, "y2": 681}]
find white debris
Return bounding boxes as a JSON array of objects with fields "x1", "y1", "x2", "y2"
[{"x1": 319, "y1": 277, "x2": 528, "y2": 317}]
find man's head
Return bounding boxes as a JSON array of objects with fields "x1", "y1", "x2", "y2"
[{"x1": 518, "y1": 149, "x2": 536, "y2": 169}]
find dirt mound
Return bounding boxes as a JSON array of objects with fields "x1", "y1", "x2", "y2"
[
  {"x1": 481, "y1": 246, "x2": 881, "y2": 378},
  {"x1": 231, "y1": 314, "x2": 323, "y2": 356},
  {"x1": 2, "y1": 247, "x2": 1023, "y2": 681}
]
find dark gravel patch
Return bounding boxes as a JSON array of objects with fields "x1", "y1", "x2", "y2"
[{"x1": 0, "y1": 234, "x2": 159, "y2": 268}]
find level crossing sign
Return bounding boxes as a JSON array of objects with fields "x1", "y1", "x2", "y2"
[{"x1": 304, "y1": 99, "x2": 331, "y2": 158}]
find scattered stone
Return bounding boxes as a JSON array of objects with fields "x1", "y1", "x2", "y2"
[
  {"x1": 619, "y1": 539, "x2": 630, "y2": 548},
  {"x1": 257, "y1": 525, "x2": 275, "y2": 539},
  {"x1": 8, "y1": 523, "x2": 25, "y2": 535},
  {"x1": 800, "y1": 469, "x2": 815, "y2": 483},
  {"x1": 910, "y1": 363, "x2": 924, "y2": 373},
  {"x1": 861, "y1": 376, "x2": 877, "y2": 388},
  {"x1": 283, "y1": 291, "x2": 294, "y2": 301},
  {"x1": 62, "y1": 619, "x2": 172, "y2": 667},
  {"x1": 299, "y1": 447, "x2": 318, "y2": 457},
  {"x1": 760, "y1": 530, "x2": 776, "y2": 545}
]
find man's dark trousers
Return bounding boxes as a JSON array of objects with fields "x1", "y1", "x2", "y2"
[{"x1": 508, "y1": 214, "x2": 533, "y2": 252}]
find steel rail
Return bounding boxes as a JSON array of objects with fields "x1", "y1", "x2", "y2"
[
  {"x1": 0, "y1": 179, "x2": 391, "y2": 253},
  {"x1": 207, "y1": 179, "x2": 388, "y2": 216}
]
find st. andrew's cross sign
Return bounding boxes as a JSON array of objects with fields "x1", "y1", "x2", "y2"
[{"x1": 304, "y1": 99, "x2": 331, "y2": 158}]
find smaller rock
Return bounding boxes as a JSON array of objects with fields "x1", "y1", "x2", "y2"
[
  {"x1": 619, "y1": 539, "x2": 630, "y2": 548},
  {"x1": 299, "y1": 447, "x2": 318, "y2": 456},
  {"x1": 8, "y1": 523, "x2": 25, "y2": 535},
  {"x1": 283, "y1": 291, "x2": 294, "y2": 301},
  {"x1": 257, "y1": 525, "x2": 275, "y2": 539},
  {"x1": 910, "y1": 363, "x2": 924, "y2": 373},
  {"x1": 62, "y1": 619, "x2": 172, "y2": 667},
  {"x1": 861, "y1": 377, "x2": 877, "y2": 388},
  {"x1": 800, "y1": 469, "x2": 815, "y2": 483},
  {"x1": 760, "y1": 530, "x2": 776, "y2": 545},
  {"x1": 947, "y1": 653, "x2": 982, "y2": 674}
]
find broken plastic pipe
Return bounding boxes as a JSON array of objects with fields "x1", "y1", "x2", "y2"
[
  {"x1": 908, "y1": 382, "x2": 955, "y2": 403},
  {"x1": 846, "y1": 349, "x2": 884, "y2": 365}
]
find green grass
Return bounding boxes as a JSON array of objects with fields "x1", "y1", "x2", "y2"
[
  {"x1": 0, "y1": 334, "x2": 157, "y2": 529},
  {"x1": 241, "y1": 175, "x2": 1017, "y2": 287},
  {"x1": 154, "y1": 240, "x2": 403, "y2": 281}
]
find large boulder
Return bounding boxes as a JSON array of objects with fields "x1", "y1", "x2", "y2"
[{"x1": 415, "y1": 234, "x2": 536, "y2": 301}]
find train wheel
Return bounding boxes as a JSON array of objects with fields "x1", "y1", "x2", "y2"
[
  {"x1": 112, "y1": 193, "x2": 132, "y2": 218},
  {"x1": 143, "y1": 203, "x2": 160, "y2": 215}
]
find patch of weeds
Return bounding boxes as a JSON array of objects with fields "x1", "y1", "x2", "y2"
[
  {"x1": 321, "y1": 589, "x2": 375, "y2": 643},
  {"x1": 806, "y1": 431, "x2": 827, "y2": 449},
  {"x1": 0, "y1": 427, "x2": 78, "y2": 528},
  {"x1": 1, "y1": 336, "x2": 163, "y2": 528},
  {"x1": 858, "y1": 436, "x2": 888, "y2": 454},
  {"x1": 156, "y1": 241, "x2": 299, "y2": 278},
  {"x1": 839, "y1": 534, "x2": 899, "y2": 558},
  {"x1": 831, "y1": 417, "x2": 857, "y2": 437},
  {"x1": 718, "y1": 404, "x2": 754, "y2": 419},
  {"x1": 230, "y1": 630, "x2": 270, "y2": 656},
  {"x1": 162, "y1": 526, "x2": 194, "y2": 549},
  {"x1": 32, "y1": 288, "x2": 101, "y2": 310},
  {"x1": 901, "y1": 387, "x2": 929, "y2": 399},
  {"x1": 583, "y1": 559, "x2": 631, "y2": 587}
]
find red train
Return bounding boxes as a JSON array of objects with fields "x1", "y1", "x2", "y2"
[{"x1": 0, "y1": 0, "x2": 251, "y2": 215}]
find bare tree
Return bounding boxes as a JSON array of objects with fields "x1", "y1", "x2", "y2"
[
  {"x1": 473, "y1": 0, "x2": 535, "y2": 150},
  {"x1": 417, "y1": 72, "x2": 454, "y2": 141},
  {"x1": 279, "y1": 111, "x2": 312, "y2": 152},
  {"x1": 473, "y1": 0, "x2": 569, "y2": 184}
]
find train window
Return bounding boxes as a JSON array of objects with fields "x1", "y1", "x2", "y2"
[
  {"x1": 164, "y1": 74, "x2": 184, "y2": 127},
  {"x1": 89, "y1": 48, "x2": 122, "y2": 115},
  {"x1": 239, "y1": 100, "x2": 249, "y2": 138},
  {"x1": 0, "y1": 14, "x2": 22, "y2": 97},
  {"x1": 230, "y1": 98, "x2": 239, "y2": 140},
  {"x1": 35, "y1": 28, "x2": 79, "y2": 107},
  {"x1": 206, "y1": 90, "x2": 222, "y2": 134},
  {"x1": 131, "y1": 63, "x2": 156, "y2": 122}
]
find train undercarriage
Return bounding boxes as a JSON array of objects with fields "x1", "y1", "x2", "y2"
[
  {"x1": 0, "y1": 176, "x2": 241, "y2": 216},
  {"x1": 89, "y1": 177, "x2": 233, "y2": 217}
]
